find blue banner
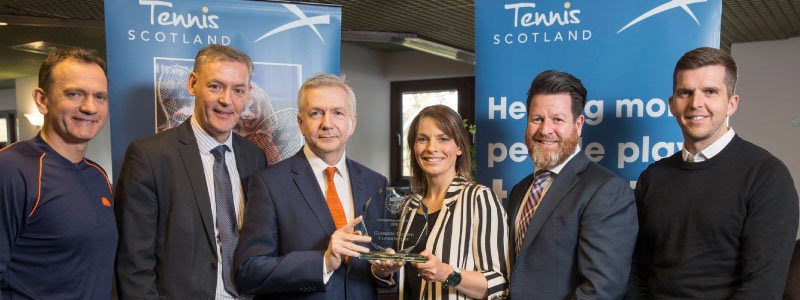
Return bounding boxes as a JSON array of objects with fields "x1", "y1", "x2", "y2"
[
  {"x1": 475, "y1": 0, "x2": 721, "y2": 201},
  {"x1": 105, "y1": 0, "x2": 341, "y2": 178}
]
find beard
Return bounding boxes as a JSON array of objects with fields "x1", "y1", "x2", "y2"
[{"x1": 527, "y1": 131, "x2": 579, "y2": 170}]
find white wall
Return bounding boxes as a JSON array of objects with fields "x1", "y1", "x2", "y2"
[
  {"x1": 14, "y1": 76, "x2": 114, "y2": 181},
  {"x1": 731, "y1": 37, "x2": 800, "y2": 192},
  {"x1": 341, "y1": 42, "x2": 475, "y2": 177},
  {"x1": 88, "y1": 123, "x2": 113, "y2": 181},
  {"x1": 0, "y1": 88, "x2": 15, "y2": 111},
  {"x1": 341, "y1": 43, "x2": 391, "y2": 176},
  {"x1": 731, "y1": 37, "x2": 800, "y2": 238},
  {"x1": 14, "y1": 76, "x2": 39, "y2": 141},
  {"x1": 383, "y1": 49, "x2": 475, "y2": 81}
]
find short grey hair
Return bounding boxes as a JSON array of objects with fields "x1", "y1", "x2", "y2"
[{"x1": 297, "y1": 74, "x2": 356, "y2": 114}]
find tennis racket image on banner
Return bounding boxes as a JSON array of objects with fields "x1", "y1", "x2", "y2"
[
  {"x1": 262, "y1": 107, "x2": 304, "y2": 164},
  {"x1": 154, "y1": 58, "x2": 304, "y2": 165},
  {"x1": 156, "y1": 63, "x2": 194, "y2": 132}
]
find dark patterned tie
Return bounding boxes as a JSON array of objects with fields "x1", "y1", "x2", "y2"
[
  {"x1": 516, "y1": 170, "x2": 554, "y2": 256},
  {"x1": 211, "y1": 145, "x2": 238, "y2": 297}
]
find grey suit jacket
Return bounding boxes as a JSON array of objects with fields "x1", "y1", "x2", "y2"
[
  {"x1": 506, "y1": 154, "x2": 638, "y2": 300},
  {"x1": 114, "y1": 121, "x2": 267, "y2": 299}
]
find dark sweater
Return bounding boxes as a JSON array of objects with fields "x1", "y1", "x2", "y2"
[
  {"x1": 0, "y1": 135, "x2": 117, "y2": 299},
  {"x1": 628, "y1": 135, "x2": 799, "y2": 300}
]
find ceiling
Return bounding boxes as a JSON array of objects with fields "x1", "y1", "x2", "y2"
[{"x1": 1, "y1": 0, "x2": 799, "y2": 88}]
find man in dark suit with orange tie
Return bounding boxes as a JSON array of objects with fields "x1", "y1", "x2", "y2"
[{"x1": 235, "y1": 74, "x2": 388, "y2": 299}]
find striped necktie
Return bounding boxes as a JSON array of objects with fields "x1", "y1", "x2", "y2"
[{"x1": 516, "y1": 170, "x2": 553, "y2": 256}]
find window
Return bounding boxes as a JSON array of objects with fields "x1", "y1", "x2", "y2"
[
  {"x1": 390, "y1": 77, "x2": 474, "y2": 186},
  {"x1": 0, "y1": 111, "x2": 16, "y2": 148}
]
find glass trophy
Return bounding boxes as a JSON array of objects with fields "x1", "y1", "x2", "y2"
[{"x1": 357, "y1": 187, "x2": 428, "y2": 262}]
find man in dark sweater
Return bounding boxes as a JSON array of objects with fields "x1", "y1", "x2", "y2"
[
  {"x1": 627, "y1": 47, "x2": 799, "y2": 299},
  {"x1": 0, "y1": 48, "x2": 116, "y2": 299}
]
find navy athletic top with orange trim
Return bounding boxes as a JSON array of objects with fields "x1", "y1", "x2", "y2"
[{"x1": 0, "y1": 134, "x2": 117, "y2": 299}]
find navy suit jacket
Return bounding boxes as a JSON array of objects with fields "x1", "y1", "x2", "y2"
[
  {"x1": 234, "y1": 149, "x2": 387, "y2": 300},
  {"x1": 114, "y1": 121, "x2": 267, "y2": 299},
  {"x1": 506, "y1": 154, "x2": 638, "y2": 300}
]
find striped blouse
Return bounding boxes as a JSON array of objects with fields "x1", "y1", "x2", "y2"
[{"x1": 397, "y1": 176, "x2": 510, "y2": 300}]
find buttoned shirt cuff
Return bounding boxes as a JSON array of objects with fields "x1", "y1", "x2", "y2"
[{"x1": 323, "y1": 259, "x2": 334, "y2": 283}]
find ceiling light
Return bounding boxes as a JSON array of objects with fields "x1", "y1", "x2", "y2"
[
  {"x1": 342, "y1": 31, "x2": 415, "y2": 44},
  {"x1": 0, "y1": 15, "x2": 102, "y2": 28},
  {"x1": 10, "y1": 41, "x2": 96, "y2": 55},
  {"x1": 342, "y1": 31, "x2": 475, "y2": 65},
  {"x1": 400, "y1": 38, "x2": 475, "y2": 65}
]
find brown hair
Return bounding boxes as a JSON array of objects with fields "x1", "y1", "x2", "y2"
[
  {"x1": 673, "y1": 47, "x2": 737, "y2": 96},
  {"x1": 193, "y1": 44, "x2": 254, "y2": 80},
  {"x1": 38, "y1": 48, "x2": 106, "y2": 94},
  {"x1": 407, "y1": 105, "x2": 472, "y2": 194},
  {"x1": 526, "y1": 70, "x2": 586, "y2": 118}
]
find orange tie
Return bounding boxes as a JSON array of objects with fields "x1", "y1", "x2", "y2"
[{"x1": 324, "y1": 167, "x2": 348, "y2": 230}]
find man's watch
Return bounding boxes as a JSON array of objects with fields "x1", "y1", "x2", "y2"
[{"x1": 444, "y1": 265, "x2": 462, "y2": 288}]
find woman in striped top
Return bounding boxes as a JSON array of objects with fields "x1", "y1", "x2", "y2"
[{"x1": 371, "y1": 105, "x2": 510, "y2": 300}]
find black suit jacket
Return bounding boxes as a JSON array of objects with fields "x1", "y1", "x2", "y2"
[
  {"x1": 234, "y1": 149, "x2": 387, "y2": 300},
  {"x1": 114, "y1": 121, "x2": 267, "y2": 299},
  {"x1": 506, "y1": 154, "x2": 638, "y2": 300}
]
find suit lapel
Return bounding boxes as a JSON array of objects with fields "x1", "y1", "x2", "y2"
[
  {"x1": 508, "y1": 174, "x2": 534, "y2": 228},
  {"x1": 347, "y1": 159, "x2": 367, "y2": 218},
  {"x1": 507, "y1": 174, "x2": 534, "y2": 260},
  {"x1": 345, "y1": 160, "x2": 365, "y2": 274},
  {"x1": 176, "y1": 122, "x2": 217, "y2": 254},
  {"x1": 291, "y1": 151, "x2": 337, "y2": 235},
  {"x1": 232, "y1": 134, "x2": 254, "y2": 198},
  {"x1": 518, "y1": 155, "x2": 588, "y2": 256}
]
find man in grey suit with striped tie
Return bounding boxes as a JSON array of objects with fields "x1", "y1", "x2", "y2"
[{"x1": 506, "y1": 70, "x2": 638, "y2": 300}]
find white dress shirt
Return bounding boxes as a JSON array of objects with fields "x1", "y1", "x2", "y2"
[
  {"x1": 190, "y1": 117, "x2": 249, "y2": 300},
  {"x1": 302, "y1": 146, "x2": 355, "y2": 283},
  {"x1": 681, "y1": 128, "x2": 735, "y2": 162}
]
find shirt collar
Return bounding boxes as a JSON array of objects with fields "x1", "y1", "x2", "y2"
[
  {"x1": 32, "y1": 132, "x2": 85, "y2": 166},
  {"x1": 540, "y1": 145, "x2": 581, "y2": 175},
  {"x1": 682, "y1": 128, "x2": 735, "y2": 162},
  {"x1": 190, "y1": 115, "x2": 233, "y2": 154},
  {"x1": 303, "y1": 145, "x2": 348, "y2": 175}
]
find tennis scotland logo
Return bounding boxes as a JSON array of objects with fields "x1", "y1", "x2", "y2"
[
  {"x1": 617, "y1": 0, "x2": 707, "y2": 34},
  {"x1": 492, "y1": 1, "x2": 592, "y2": 46},
  {"x1": 129, "y1": 0, "x2": 230, "y2": 45},
  {"x1": 255, "y1": 4, "x2": 331, "y2": 44}
]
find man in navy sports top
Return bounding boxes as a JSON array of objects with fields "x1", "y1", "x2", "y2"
[{"x1": 0, "y1": 48, "x2": 116, "y2": 299}]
